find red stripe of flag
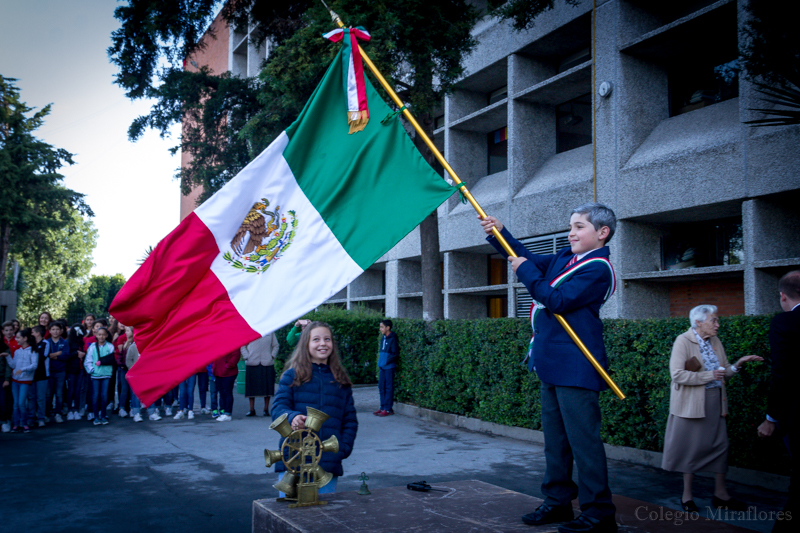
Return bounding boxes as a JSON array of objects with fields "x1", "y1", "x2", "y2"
[{"x1": 110, "y1": 212, "x2": 260, "y2": 405}]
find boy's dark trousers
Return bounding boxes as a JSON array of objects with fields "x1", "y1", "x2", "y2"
[
  {"x1": 540, "y1": 383, "x2": 615, "y2": 519},
  {"x1": 378, "y1": 367, "x2": 394, "y2": 413}
]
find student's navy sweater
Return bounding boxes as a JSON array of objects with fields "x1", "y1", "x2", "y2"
[
  {"x1": 47, "y1": 338, "x2": 71, "y2": 373},
  {"x1": 271, "y1": 365, "x2": 358, "y2": 477},
  {"x1": 378, "y1": 332, "x2": 399, "y2": 370}
]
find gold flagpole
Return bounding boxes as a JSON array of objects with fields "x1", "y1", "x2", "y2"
[{"x1": 323, "y1": 5, "x2": 624, "y2": 400}]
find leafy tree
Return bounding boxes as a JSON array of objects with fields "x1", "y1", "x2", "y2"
[
  {"x1": 109, "y1": 0, "x2": 480, "y2": 320},
  {"x1": 741, "y1": 0, "x2": 800, "y2": 127},
  {"x1": 66, "y1": 274, "x2": 127, "y2": 322},
  {"x1": 487, "y1": 0, "x2": 578, "y2": 31},
  {"x1": 13, "y1": 211, "x2": 97, "y2": 325},
  {"x1": 0, "y1": 75, "x2": 93, "y2": 286}
]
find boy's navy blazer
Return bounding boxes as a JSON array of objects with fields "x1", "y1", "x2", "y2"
[{"x1": 488, "y1": 227, "x2": 614, "y2": 391}]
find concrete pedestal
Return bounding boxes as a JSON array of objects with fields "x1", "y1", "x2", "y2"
[{"x1": 253, "y1": 480, "x2": 752, "y2": 533}]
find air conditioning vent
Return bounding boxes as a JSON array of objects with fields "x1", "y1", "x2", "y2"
[{"x1": 514, "y1": 231, "x2": 569, "y2": 317}]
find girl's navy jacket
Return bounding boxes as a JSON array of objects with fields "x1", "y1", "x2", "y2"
[{"x1": 271, "y1": 364, "x2": 358, "y2": 476}]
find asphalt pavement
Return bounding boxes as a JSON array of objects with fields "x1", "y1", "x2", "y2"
[{"x1": 0, "y1": 386, "x2": 787, "y2": 533}]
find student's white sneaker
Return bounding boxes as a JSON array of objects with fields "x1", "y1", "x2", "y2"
[
  {"x1": 1, "y1": 422, "x2": 10, "y2": 433},
  {"x1": 119, "y1": 409, "x2": 128, "y2": 418},
  {"x1": 133, "y1": 413, "x2": 143, "y2": 422},
  {"x1": 173, "y1": 410, "x2": 185, "y2": 420},
  {"x1": 79, "y1": 408, "x2": 85, "y2": 417},
  {"x1": 216, "y1": 414, "x2": 230, "y2": 422},
  {"x1": 55, "y1": 414, "x2": 64, "y2": 423},
  {"x1": 165, "y1": 407, "x2": 173, "y2": 416},
  {"x1": 187, "y1": 410, "x2": 195, "y2": 420},
  {"x1": 73, "y1": 411, "x2": 82, "y2": 420},
  {"x1": 200, "y1": 408, "x2": 210, "y2": 415},
  {"x1": 149, "y1": 412, "x2": 162, "y2": 421},
  {"x1": 87, "y1": 413, "x2": 95, "y2": 421},
  {"x1": 37, "y1": 420, "x2": 46, "y2": 427},
  {"x1": 66, "y1": 411, "x2": 75, "y2": 421}
]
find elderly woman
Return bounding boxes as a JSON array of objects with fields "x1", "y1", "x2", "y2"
[{"x1": 661, "y1": 304, "x2": 762, "y2": 513}]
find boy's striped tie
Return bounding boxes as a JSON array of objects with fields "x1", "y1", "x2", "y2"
[{"x1": 567, "y1": 255, "x2": 578, "y2": 267}]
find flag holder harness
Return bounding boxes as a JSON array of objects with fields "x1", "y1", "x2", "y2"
[{"x1": 322, "y1": 4, "x2": 624, "y2": 400}]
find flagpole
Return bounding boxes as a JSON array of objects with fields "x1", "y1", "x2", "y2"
[{"x1": 323, "y1": 6, "x2": 624, "y2": 400}]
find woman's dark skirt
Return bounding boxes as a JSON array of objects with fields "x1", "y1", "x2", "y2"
[{"x1": 244, "y1": 365, "x2": 275, "y2": 398}]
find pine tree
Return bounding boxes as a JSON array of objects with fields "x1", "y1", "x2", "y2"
[{"x1": 0, "y1": 75, "x2": 93, "y2": 286}]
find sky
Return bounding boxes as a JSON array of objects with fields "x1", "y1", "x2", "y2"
[{"x1": 0, "y1": 0, "x2": 183, "y2": 279}]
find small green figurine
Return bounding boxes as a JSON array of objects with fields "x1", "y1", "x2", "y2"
[{"x1": 358, "y1": 472, "x2": 371, "y2": 495}]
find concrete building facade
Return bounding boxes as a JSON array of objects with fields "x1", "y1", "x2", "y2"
[
  {"x1": 180, "y1": 1, "x2": 799, "y2": 321},
  {"x1": 328, "y1": 0, "x2": 800, "y2": 320}
]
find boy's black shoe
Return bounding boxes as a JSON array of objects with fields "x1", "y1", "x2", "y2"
[
  {"x1": 681, "y1": 500, "x2": 699, "y2": 513},
  {"x1": 522, "y1": 503, "x2": 574, "y2": 525},
  {"x1": 245, "y1": 410, "x2": 256, "y2": 417},
  {"x1": 557, "y1": 514, "x2": 617, "y2": 533}
]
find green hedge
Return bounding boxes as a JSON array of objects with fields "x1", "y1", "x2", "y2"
[{"x1": 274, "y1": 310, "x2": 787, "y2": 473}]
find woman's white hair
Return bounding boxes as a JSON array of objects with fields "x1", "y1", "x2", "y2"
[{"x1": 689, "y1": 304, "x2": 718, "y2": 328}]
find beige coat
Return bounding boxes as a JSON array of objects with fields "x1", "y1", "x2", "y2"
[
  {"x1": 668, "y1": 329, "x2": 735, "y2": 418},
  {"x1": 241, "y1": 333, "x2": 280, "y2": 366}
]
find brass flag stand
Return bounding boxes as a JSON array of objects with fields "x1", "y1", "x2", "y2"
[{"x1": 322, "y1": 3, "x2": 624, "y2": 400}]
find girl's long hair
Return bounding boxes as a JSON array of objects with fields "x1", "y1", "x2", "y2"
[{"x1": 285, "y1": 321, "x2": 352, "y2": 387}]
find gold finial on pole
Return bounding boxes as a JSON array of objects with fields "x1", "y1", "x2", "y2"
[{"x1": 319, "y1": 3, "x2": 624, "y2": 399}]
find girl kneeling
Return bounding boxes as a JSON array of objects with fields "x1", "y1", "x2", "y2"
[{"x1": 271, "y1": 322, "x2": 358, "y2": 494}]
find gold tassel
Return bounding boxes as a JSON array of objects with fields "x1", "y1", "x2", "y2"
[{"x1": 348, "y1": 110, "x2": 369, "y2": 134}]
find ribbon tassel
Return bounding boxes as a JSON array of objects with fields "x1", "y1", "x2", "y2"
[{"x1": 324, "y1": 27, "x2": 372, "y2": 134}]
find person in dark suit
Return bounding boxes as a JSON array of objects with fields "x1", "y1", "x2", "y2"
[
  {"x1": 481, "y1": 203, "x2": 618, "y2": 533},
  {"x1": 758, "y1": 270, "x2": 800, "y2": 532}
]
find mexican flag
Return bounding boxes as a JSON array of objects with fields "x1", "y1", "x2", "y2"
[{"x1": 111, "y1": 47, "x2": 456, "y2": 406}]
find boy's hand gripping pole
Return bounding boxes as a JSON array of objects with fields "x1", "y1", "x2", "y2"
[{"x1": 323, "y1": 4, "x2": 625, "y2": 400}]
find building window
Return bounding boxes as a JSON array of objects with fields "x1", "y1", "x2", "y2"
[
  {"x1": 661, "y1": 218, "x2": 743, "y2": 270},
  {"x1": 488, "y1": 255, "x2": 508, "y2": 286},
  {"x1": 488, "y1": 86, "x2": 507, "y2": 105},
  {"x1": 670, "y1": 58, "x2": 739, "y2": 116},
  {"x1": 487, "y1": 126, "x2": 508, "y2": 175},
  {"x1": 434, "y1": 114, "x2": 445, "y2": 129},
  {"x1": 487, "y1": 296, "x2": 508, "y2": 318},
  {"x1": 558, "y1": 47, "x2": 590, "y2": 73},
  {"x1": 556, "y1": 94, "x2": 592, "y2": 154}
]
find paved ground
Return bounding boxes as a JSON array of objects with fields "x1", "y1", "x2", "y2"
[{"x1": 0, "y1": 386, "x2": 787, "y2": 533}]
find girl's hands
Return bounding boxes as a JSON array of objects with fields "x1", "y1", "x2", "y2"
[
  {"x1": 291, "y1": 415, "x2": 307, "y2": 431},
  {"x1": 294, "y1": 319, "x2": 310, "y2": 329},
  {"x1": 479, "y1": 215, "x2": 503, "y2": 234},
  {"x1": 95, "y1": 360, "x2": 102, "y2": 366},
  {"x1": 713, "y1": 369, "x2": 726, "y2": 380}
]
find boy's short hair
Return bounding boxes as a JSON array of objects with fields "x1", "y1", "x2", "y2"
[
  {"x1": 1, "y1": 321, "x2": 13, "y2": 329},
  {"x1": 50, "y1": 321, "x2": 64, "y2": 331},
  {"x1": 32, "y1": 325, "x2": 46, "y2": 337},
  {"x1": 380, "y1": 319, "x2": 393, "y2": 329},
  {"x1": 572, "y1": 203, "x2": 617, "y2": 244},
  {"x1": 779, "y1": 270, "x2": 800, "y2": 300}
]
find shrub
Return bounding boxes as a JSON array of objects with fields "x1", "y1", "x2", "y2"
[{"x1": 273, "y1": 309, "x2": 786, "y2": 473}]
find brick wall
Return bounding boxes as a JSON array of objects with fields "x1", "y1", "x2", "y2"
[
  {"x1": 180, "y1": 10, "x2": 230, "y2": 221},
  {"x1": 669, "y1": 277, "x2": 745, "y2": 317}
]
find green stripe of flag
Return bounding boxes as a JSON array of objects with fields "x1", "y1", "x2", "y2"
[{"x1": 283, "y1": 48, "x2": 455, "y2": 270}]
